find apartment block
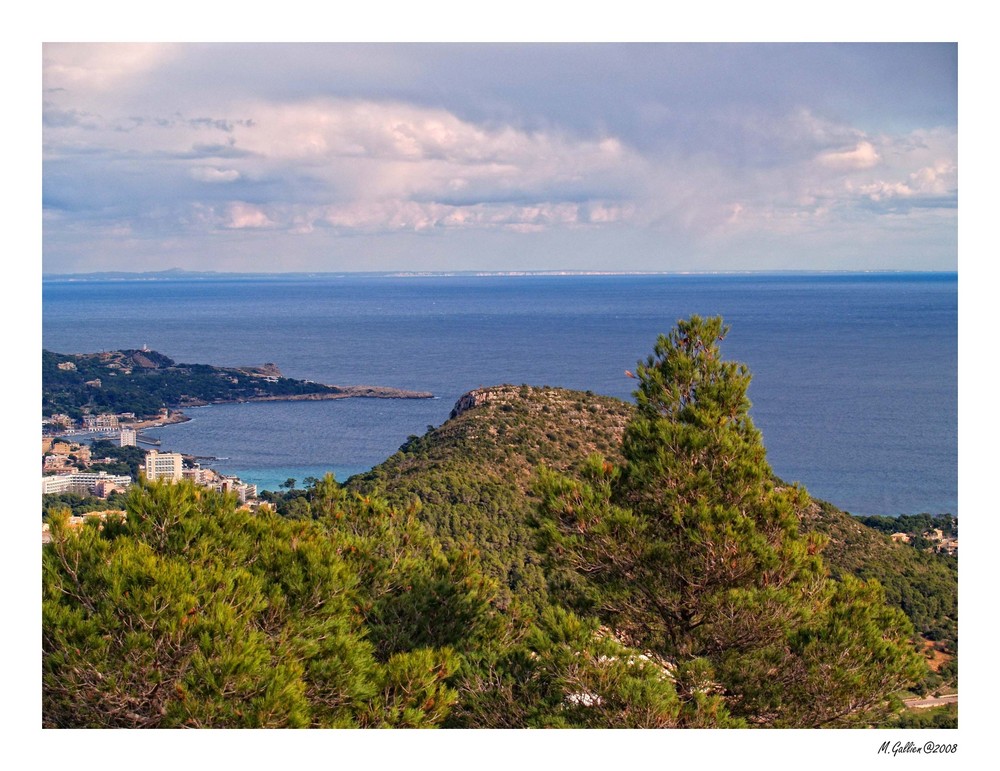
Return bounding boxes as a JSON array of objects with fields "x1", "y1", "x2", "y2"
[
  {"x1": 42, "y1": 471, "x2": 132, "y2": 496},
  {"x1": 144, "y1": 450, "x2": 184, "y2": 482}
]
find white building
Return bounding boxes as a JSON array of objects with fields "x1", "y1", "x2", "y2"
[
  {"x1": 96, "y1": 414, "x2": 120, "y2": 430},
  {"x1": 42, "y1": 471, "x2": 132, "y2": 496},
  {"x1": 144, "y1": 450, "x2": 184, "y2": 482},
  {"x1": 182, "y1": 464, "x2": 215, "y2": 485},
  {"x1": 217, "y1": 477, "x2": 258, "y2": 504},
  {"x1": 120, "y1": 428, "x2": 137, "y2": 447}
]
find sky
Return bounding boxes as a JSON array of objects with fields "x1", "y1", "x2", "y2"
[{"x1": 41, "y1": 42, "x2": 958, "y2": 274}]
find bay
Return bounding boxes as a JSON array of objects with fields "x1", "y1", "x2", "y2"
[{"x1": 42, "y1": 272, "x2": 957, "y2": 517}]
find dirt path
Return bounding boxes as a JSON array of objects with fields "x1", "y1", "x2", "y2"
[{"x1": 903, "y1": 694, "x2": 957, "y2": 709}]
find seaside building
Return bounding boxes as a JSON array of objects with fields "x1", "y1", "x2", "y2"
[
  {"x1": 47, "y1": 414, "x2": 74, "y2": 429},
  {"x1": 43, "y1": 455, "x2": 77, "y2": 473},
  {"x1": 46, "y1": 441, "x2": 90, "y2": 464},
  {"x1": 94, "y1": 477, "x2": 129, "y2": 498},
  {"x1": 41, "y1": 471, "x2": 132, "y2": 496},
  {"x1": 217, "y1": 477, "x2": 257, "y2": 504},
  {"x1": 82, "y1": 414, "x2": 120, "y2": 431},
  {"x1": 96, "y1": 414, "x2": 120, "y2": 430},
  {"x1": 182, "y1": 464, "x2": 216, "y2": 486},
  {"x1": 120, "y1": 428, "x2": 137, "y2": 447},
  {"x1": 144, "y1": 450, "x2": 184, "y2": 482}
]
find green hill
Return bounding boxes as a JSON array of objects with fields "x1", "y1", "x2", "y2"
[
  {"x1": 44, "y1": 318, "x2": 956, "y2": 728},
  {"x1": 349, "y1": 385, "x2": 632, "y2": 609},
  {"x1": 42, "y1": 348, "x2": 432, "y2": 420},
  {"x1": 351, "y1": 383, "x2": 957, "y2": 674}
]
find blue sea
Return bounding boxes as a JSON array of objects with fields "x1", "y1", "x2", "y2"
[{"x1": 42, "y1": 273, "x2": 957, "y2": 517}]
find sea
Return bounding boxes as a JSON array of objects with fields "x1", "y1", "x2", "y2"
[{"x1": 42, "y1": 272, "x2": 957, "y2": 518}]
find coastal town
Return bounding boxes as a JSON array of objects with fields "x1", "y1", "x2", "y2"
[
  {"x1": 42, "y1": 409, "x2": 261, "y2": 542},
  {"x1": 41, "y1": 347, "x2": 440, "y2": 543}
]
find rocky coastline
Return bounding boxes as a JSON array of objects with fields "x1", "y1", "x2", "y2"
[
  {"x1": 152, "y1": 385, "x2": 434, "y2": 423},
  {"x1": 174, "y1": 385, "x2": 434, "y2": 409}
]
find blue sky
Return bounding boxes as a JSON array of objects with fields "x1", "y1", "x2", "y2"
[{"x1": 42, "y1": 42, "x2": 957, "y2": 274}]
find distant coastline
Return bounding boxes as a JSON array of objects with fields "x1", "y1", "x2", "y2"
[
  {"x1": 43, "y1": 348, "x2": 434, "y2": 424},
  {"x1": 175, "y1": 386, "x2": 435, "y2": 407},
  {"x1": 129, "y1": 385, "x2": 435, "y2": 430},
  {"x1": 42, "y1": 268, "x2": 959, "y2": 282}
]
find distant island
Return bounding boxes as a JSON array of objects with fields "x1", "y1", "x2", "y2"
[{"x1": 42, "y1": 348, "x2": 432, "y2": 420}]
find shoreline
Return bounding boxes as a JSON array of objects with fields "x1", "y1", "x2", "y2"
[
  {"x1": 241, "y1": 386, "x2": 434, "y2": 402},
  {"x1": 129, "y1": 412, "x2": 192, "y2": 430},
  {"x1": 128, "y1": 386, "x2": 434, "y2": 428}
]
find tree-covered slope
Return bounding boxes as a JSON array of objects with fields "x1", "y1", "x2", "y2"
[
  {"x1": 801, "y1": 499, "x2": 957, "y2": 692},
  {"x1": 351, "y1": 382, "x2": 957, "y2": 670},
  {"x1": 44, "y1": 479, "x2": 720, "y2": 728},
  {"x1": 42, "y1": 349, "x2": 431, "y2": 420},
  {"x1": 349, "y1": 386, "x2": 632, "y2": 609},
  {"x1": 44, "y1": 318, "x2": 956, "y2": 728}
]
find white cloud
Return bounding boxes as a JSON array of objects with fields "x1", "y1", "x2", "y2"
[
  {"x1": 40, "y1": 45, "x2": 957, "y2": 271},
  {"x1": 225, "y1": 203, "x2": 273, "y2": 229},
  {"x1": 190, "y1": 166, "x2": 241, "y2": 183},
  {"x1": 855, "y1": 159, "x2": 957, "y2": 204},
  {"x1": 43, "y1": 43, "x2": 177, "y2": 93},
  {"x1": 818, "y1": 140, "x2": 881, "y2": 170},
  {"x1": 223, "y1": 98, "x2": 639, "y2": 206}
]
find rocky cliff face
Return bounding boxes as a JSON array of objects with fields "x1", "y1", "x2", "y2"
[{"x1": 449, "y1": 387, "x2": 508, "y2": 420}]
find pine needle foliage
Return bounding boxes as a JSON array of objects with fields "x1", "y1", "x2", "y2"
[
  {"x1": 534, "y1": 316, "x2": 925, "y2": 726},
  {"x1": 43, "y1": 480, "x2": 476, "y2": 728}
]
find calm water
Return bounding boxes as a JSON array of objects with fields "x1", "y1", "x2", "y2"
[{"x1": 42, "y1": 273, "x2": 957, "y2": 517}]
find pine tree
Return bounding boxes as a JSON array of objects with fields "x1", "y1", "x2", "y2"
[
  {"x1": 42, "y1": 480, "x2": 477, "y2": 728},
  {"x1": 535, "y1": 316, "x2": 925, "y2": 726}
]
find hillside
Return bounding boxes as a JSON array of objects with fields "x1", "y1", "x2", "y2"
[
  {"x1": 351, "y1": 384, "x2": 958, "y2": 668},
  {"x1": 350, "y1": 385, "x2": 632, "y2": 608},
  {"x1": 42, "y1": 348, "x2": 433, "y2": 419},
  {"x1": 45, "y1": 320, "x2": 954, "y2": 728}
]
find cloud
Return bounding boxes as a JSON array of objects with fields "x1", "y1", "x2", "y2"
[
  {"x1": 42, "y1": 43, "x2": 178, "y2": 94},
  {"x1": 190, "y1": 166, "x2": 241, "y2": 184},
  {"x1": 226, "y1": 98, "x2": 638, "y2": 197},
  {"x1": 44, "y1": 91, "x2": 643, "y2": 233},
  {"x1": 224, "y1": 203, "x2": 273, "y2": 229},
  {"x1": 40, "y1": 44, "x2": 958, "y2": 272},
  {"x1": 818, "y1": 140, "x2": 881, "y2": 170}
]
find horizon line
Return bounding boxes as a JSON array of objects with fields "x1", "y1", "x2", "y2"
[{"x1": 43, "y1": 268, "x2": 959, "y2": 279}]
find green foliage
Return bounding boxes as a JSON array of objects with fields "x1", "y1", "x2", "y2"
[
  {"x1": 349, "y1": 386, "x2": 632, "y2": 611},
  {"x1": 42, "y1": 321, "x2": 955, "y2": 728},
  {"x1": 534, "y1": 316, "x2": 925, "y2": 727},
  {"x1": 304, "y1": 475, "x2": 503, "y2": 661},
  {"x1": 87, "y1": 439, "x2": 148, "y2": 478},
  {"x1": 858, "y1": 513, "x2": 957, "y2": 539},
  {"x1": 805, "y1": 500, "x2": 958, "y2": 664},
  {"x1": 893, "y1": 703, "x2": 958, "y2": 729},
  {"x1": 713, "y1": 576, "x2": 924, "y2": 726},
  {"x1": 43, "y1": 490, "x2": 127, "y2": 519},
  {"x1": 42, "y1": 480, "x2": 480, "y2": 728},
  {"x1": 43, "y1": 349, "x2": 349, "y2": 419},
  {"x1": 445, "y1": 606, "x2": 721, "y2": 728}
]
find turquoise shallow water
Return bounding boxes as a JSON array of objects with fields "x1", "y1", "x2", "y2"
[{"x1": 43, "y1": 273, "x2": 957, "y2": 516}]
